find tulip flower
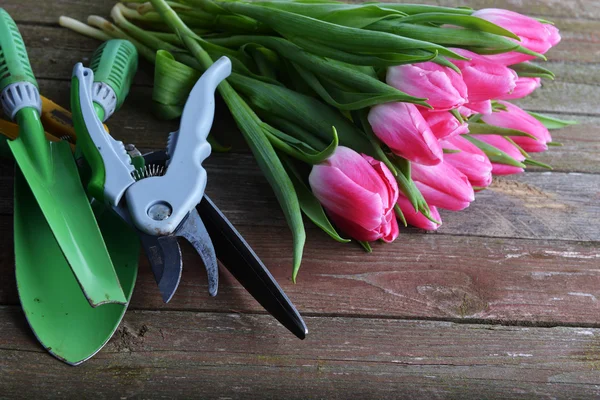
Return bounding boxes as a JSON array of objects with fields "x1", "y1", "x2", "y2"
[
  {"x1": 441, "y1": 135, "x2": 493, "y2": 189},
  {"x1": 368, "y1": 102, "x2": 443, "y2": 166},
  {"x1": 397, "y1": 195, "x2": 442, "y2": 231},
  {"x1": 481, "y1": 101, "x2": 551, "y2": 152},
  {"x1": 309, "y1": 147, "x2": 399, "y2": 242},
  {"x1": 411, "y1": 161, "x2": 475, "y2": 211},
  {"x1": 386, "y1": 62, "x2": 468, "y2": 111},
  {"x1": 420, "y1": 109, "x2": 469, "y2": 140},
  {"x1": 498, "y1": 77, "x2": 541, "y2": 100},
  {"x1": 472, "y1": 8, "x2": 561, "y2": 65},
  {"x1": 450, "y1": 48, "x2": 518, "y2": 102},
  {"x1": 462, "y1": 100, "x2": 492, "y2": 116},
  {"x1": 471, "y1": 134, "x2": 526, "y2": 175}
]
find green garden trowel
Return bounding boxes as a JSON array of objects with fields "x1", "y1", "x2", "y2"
[
  {"x1": 13, "y1": 39, "x2": 141, "y2": 365},
  {"x1": 0, "y1": 8, "x2": 126, "y2": 306}
]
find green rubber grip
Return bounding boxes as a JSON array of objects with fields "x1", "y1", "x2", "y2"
[
  {"x1": 89, "y1": 40, "x2": 138, "y2": 111},
  {"x1": 0, "y1": 9, "x2": 37, "y2": 91}
]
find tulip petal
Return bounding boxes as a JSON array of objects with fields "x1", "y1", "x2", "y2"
[
  {"x1": 464, "y1": 100, "x2": 492, "y2": 115},
  {"x1": 499, "y1": 77, "x2": 541, "y2": 100},
  {"x1": 450, "y1": 48, "x2": 517, "y2": 102},
  {"x1": 309, "y1": 163, "x2": 385, "y2": 232},
  {"x1": 420, "y1": 109, "x2": 469, "y2": 140},
  {"x1": 412, "y1": 162, "x2": 475, "y2": 204},
  {"x1": 473, "y1": 9, "x2": 562, "y2": 65},
  {"x1": 369, "y1": 102, "x2": 443, "y2": 165},
  {"x1": 442, "y1": 136, "x2": 493, "y2": 188},
  {"x1": 491, "y1": 163, "x2": 525, "y2": 175},
  {"x1": 387, "y1": 62, "x2": 467, "y2": 111},
  {"x1": 324, "y1": 146, "x2": 392, "y2": 205},
  {"x1": 415, "y1": 182, "x2": 472, "y2": 211},
  {"x1": 397, "y1": 196, "x2": 442, "y2": 231},
  {"x1": 327, "y1": 210, "x2": 387, "y2": 242},
  {"x1": 481, "y1": 101, "x2": 551, "y2": 152},
  {"x1": 363, "y1": 154, "x2": 400, "y2": 210}
]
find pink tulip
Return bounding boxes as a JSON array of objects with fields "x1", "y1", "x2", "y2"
[
  {"x1": 441, "y1": 135, "x2": 493, "y2": 189},
  {"x1": 419, "y1": 109, "x2": 469, "y2": 140},
  {"x1": 386, "y1": 62, "x2": 468, "y2": 111},
  {"x1": 411, "y1": 161, "x2": 475, "y2": 211},
  {"x1": 470, "y1": 134, "x2": 525, "y2": 175},
  {"x1": 458, "y1": 105, "x2": 477, "y2": 118},
  {"x1": 462, "y1": 100, "x2": 492, "y2": 116},
  {"x1": 450, "y1": 48, "x2": 518, "y2": 102},
  {"x1": 481, "y1": 101, "x2": 551, "y2": 152},
  {"x1": 472, "y1": 8, "x2": 561, "y2": 65},
  {"x1": 498, "y1": 77, "x2": 541, "y2": 100},
  {"x1": 369, "y1": 102, "x2": 443, "y2": 166},
  {"x1": 397, "y1": 195, "x2": 442, "y2": 231},
  {"x1": 309, "y1": 147, "x2": 399, "y2": 242}
]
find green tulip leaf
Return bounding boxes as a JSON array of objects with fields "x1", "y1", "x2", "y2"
[
  {"x1": 395, "y1": 13, "x2": 519, "y2": 40},
  {"x1": 467, "y1": 122, "x2": 537, "y2": 139},
  {"x1": 510, "y1": 62, "x2": 555, "y2": 80},
  {"x1": 527, "y1": 111, "x2": 578, "y2": 129},
  {"x1": 262, "y1": 124, "x2": 339, "y2": 164},
  {"x1": 464, "y1": 135, "x2": 526, "y2": 168}
]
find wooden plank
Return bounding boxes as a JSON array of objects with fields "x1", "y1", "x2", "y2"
[
  {"x1": 441, "y1": 172, "x2": 600, "y2": 241},
  {"x1": 518, "y1": 114, "x2": 600, "y2": 174},
  {"x1": 2, "y1": 210, "x2": 600, "y2": 324},
  {"x1": 2, "y1": 306, "x2": 600, "y2": 399}
]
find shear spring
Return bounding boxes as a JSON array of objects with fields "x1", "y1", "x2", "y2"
[{"x1": 131, "y1": 164, "x2": 166, "y2": 181}]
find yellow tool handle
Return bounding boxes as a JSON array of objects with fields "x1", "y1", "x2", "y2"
[
  {"x1": 40, "y1": 96, "x2": 77, "y2": 143},
  {"x1": 40, "y1": 96, "x2": 109, "y2": 139},
  {"x1": 0, "y1": 119, "x2": 75, "y2": 151},
  {"x1": 2, "y1": 95, "x2": 107, "y2": 152}
]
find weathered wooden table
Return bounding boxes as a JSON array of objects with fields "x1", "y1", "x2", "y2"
[{"x1": 1, "y1": 0, "x2": 599, "y2": 398}]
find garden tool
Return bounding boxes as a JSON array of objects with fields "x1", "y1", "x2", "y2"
[
  {"x1": 4, "y1": 45, "x2": 181, "y2": 363},
  {"x1": 4, "y1": 41, "x2": 142, "y2": 364},
  {"x1": 14, "y1": 172, "x2": 139, "y2": 365},
  {"x1": 72, "y1": 51, "x2": 308, "y2": 339},
  {"x1": 70, "y1": 39, "x2": 183, "y2": 302},
  {"x1": 143, "y1": 151, "x2": 308, "y2": 339},
  {"x1": 0, "y1": 8, "x2": 126, "y2": 306},
  {"x1": 71, "y1": 53, "x2": 228, "y2": 300}
]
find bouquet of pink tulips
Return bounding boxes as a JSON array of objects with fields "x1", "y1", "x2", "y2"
[{"x1": 62, "y1": 1, "x2": 574, "y2": 279}]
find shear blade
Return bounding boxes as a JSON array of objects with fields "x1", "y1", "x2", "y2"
[
  {"x1": 139, "y1": 234, "x2": 182, "y2": 303},
  {"x1": 173, "y1": 208, "x2": 219, "y2": 297},
  {"x1": 111, "y1": 203, "x2": 184, "y2": 303},
  {"x1": 198, "y1": 195, "x2": 308, "y2": 340}
]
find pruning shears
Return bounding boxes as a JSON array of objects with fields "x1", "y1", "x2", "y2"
[{"x1": 71, "y1": 40, "x2": 308, "y2": 339}]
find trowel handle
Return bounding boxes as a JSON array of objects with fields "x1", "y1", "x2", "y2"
[
  {"x1": 0, "y1": 9, "x2": 48, "y2": 170},
  {"x1": 89, "y1": 39, "x2": 138, "y2": 121},
  {"x1": 0, "y1": 9, "x2": 37, "y2": 92},
  {"x1": 0, "y1": 9, "x2": 41, "y2": 121}
]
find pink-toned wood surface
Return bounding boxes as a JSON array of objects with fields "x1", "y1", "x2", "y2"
[{"x1": 1, "y1": 0, "x2": 599, "y2": 398}]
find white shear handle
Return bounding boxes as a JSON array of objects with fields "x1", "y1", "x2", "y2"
[{"x1": 126, "y1": 57, "x2": 232, "y2": 236}]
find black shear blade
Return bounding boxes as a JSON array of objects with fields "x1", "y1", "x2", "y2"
[
  {"x1": 139, "y1": 234, "x2": 182, "y2": 303},
  {"x1": 112, "y1": 202, "x2": 183, "y2": 303},
  {"x1": 198, "y1": 195, "x2": 308, "y2": 340}
]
